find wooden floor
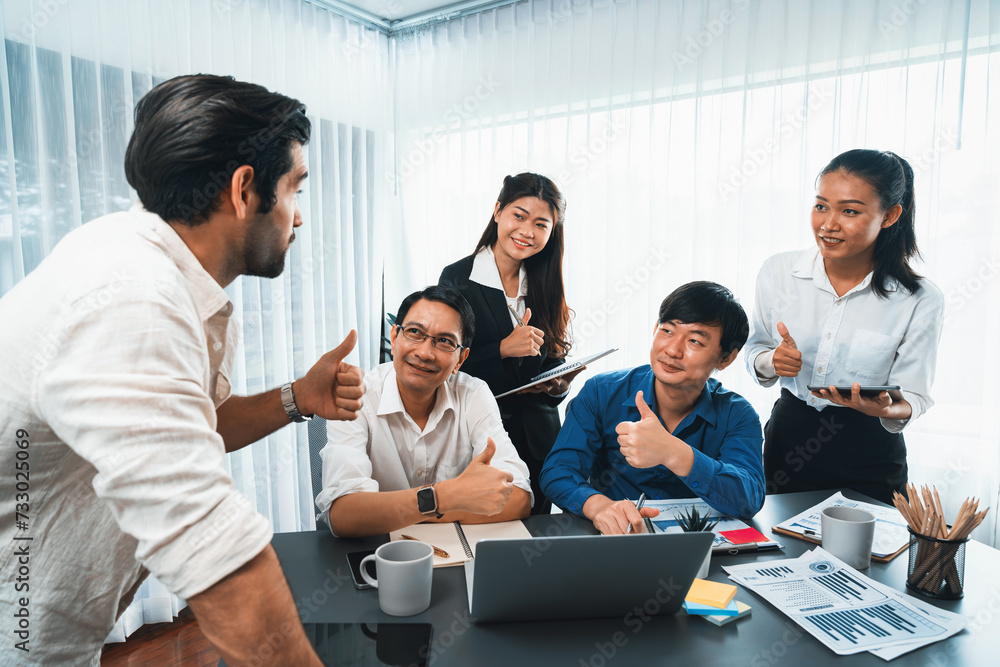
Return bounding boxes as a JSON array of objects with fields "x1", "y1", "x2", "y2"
[{"x1": 100, "y1": 611, "x2": 219, "y2": 667}]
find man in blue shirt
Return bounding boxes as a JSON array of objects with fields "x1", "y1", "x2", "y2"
[{"x1": 540, "y1": 281, "x2": 765, "y2": 534}]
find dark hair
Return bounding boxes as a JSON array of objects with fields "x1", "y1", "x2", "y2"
[
  {"x1": 657, "y1": 281, "x2": 749, "y2": 357},
  {"x1": 396, "y1": 285, "x2": 476, "y2": 346},
  {"x1": 817, "y1": 149, "x2": 922, "y2": 298},
  {"x1": 474, "y1": 172, "x2": 571, "y2": 358},
  {"x1": 124, "y1": 74, "x2": 311, "y2": 226}
]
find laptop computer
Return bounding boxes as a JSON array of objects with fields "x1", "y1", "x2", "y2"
[{"x1": 465, "y1": 531, "x2": 714, "y2": 623}]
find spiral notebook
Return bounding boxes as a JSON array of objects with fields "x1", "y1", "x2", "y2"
[{"x1": 388, "y1": 520, "x2": 532, "y2": 568}]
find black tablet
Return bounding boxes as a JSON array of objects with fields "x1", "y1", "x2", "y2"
[{"x1": 807, "y1": 385, "x2": 900, "y2": 397}]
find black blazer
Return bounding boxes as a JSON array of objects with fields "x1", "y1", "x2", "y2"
[{"x1": 439, "y1": 255, "x2": 565, "y2": 463}]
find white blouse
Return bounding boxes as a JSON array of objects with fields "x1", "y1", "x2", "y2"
[
  {"x1": 468, "y1": 245, "x2": 528, "y2": 327},
  {"x1": 744, "y1": 249, "x2": 944, "y2": 432}
]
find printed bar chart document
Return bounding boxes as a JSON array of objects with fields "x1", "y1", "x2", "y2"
[{"x1": 723, "y1": 547, "x2": 966, "y2": 658}]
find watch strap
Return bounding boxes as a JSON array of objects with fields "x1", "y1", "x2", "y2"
[{"x1": 280, "y1": 382, "x2": 312, "y2": 422}]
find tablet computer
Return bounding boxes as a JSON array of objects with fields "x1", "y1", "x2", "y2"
[
  {"x1": 807, "y1": 385, "x2": 900, "y2": 397},
  {"x1": 494, "y1": 348, "x2": 618, "y2": 398}
]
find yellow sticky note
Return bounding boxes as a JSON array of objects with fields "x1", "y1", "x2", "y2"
[{"x1": 685, "y1": 578, "x2": 737, "y2": 609}]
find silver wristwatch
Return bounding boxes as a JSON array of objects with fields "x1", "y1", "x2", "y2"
[{"x1": 280, "y1": 382, "x2": 312, "y2": 422}]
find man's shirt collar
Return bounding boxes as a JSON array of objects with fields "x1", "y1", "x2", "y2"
[{"x1": 620, "y1": 367, "x2": 719, "y2": 432}]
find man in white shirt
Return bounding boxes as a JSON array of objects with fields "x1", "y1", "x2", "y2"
[
  {"x1": 0, "y1": 75, "x2": 363, "y2": 666},
  {"x1": 317, "y1": 285, "x2": 532, "y2": 538}
]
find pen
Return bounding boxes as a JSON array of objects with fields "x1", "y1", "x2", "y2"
[
  {"x1": 401, "y1": 534, "x2": 450, "y2": 559},
  {"x1": 507, "y1": 304, "x2": 525, "y2": 327},
  {"x1": 627, "y1": 493, "x2": 647, "y2": 534}
]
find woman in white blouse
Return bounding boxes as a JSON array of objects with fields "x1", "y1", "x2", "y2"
[{"x1": 744, "y1": 149, "x2": 943, "y2": 504}]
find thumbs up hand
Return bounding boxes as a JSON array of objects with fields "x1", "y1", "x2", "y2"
[
  {"x1": 444, "y1": 438, "x2": 515, "y2": 516},
  {"x1": 614, "y1": 390, "x2": 675, "y2": 469},
  {"x1": 773, "y1": 321, "x2": 803, "y2": 377},
  {"x1": 499, "y1": 307, "x2": 545, "y2": 359},
  {"x1": 296, "y1": 330, "x2": 365, "y2": 420}
]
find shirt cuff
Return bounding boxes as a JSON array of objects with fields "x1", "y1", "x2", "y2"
[
  {"x1": 879, "y1": 417, "x2": 909, "y2": 433},
  {"x1": 753, "y1": 349, "x2": 778, "y2": 384},
  {"x1": 564, "y1": 486, "x2": 603, "y2": 517},
  {"x1": 679, "y1": 448, "x2": 716, "y2": 495},
  {"x1": 144, "y1": 492, "x2": 273, "y2": 599},
  {"x1": 315, "y1": 479, "x2": 380, "y2": 537}
]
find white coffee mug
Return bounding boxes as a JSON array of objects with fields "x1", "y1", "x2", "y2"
[
  {"x1": 361, "y1": 540, "x2": 434, "y2": 616},
  {"x1": 821, "y1": 506, "x2": 876, "y2": 569}
]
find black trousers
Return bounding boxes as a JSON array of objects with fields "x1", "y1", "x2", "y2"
[{"x1": 763, "y1": 389, "x2": 907, "y2": 505}]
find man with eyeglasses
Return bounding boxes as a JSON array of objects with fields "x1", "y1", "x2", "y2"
[{"x1": 316, "y1": 285, "x2": 532, "y2": 537}]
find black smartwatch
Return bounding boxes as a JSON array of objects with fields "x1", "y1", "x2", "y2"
[{"x1": 417, "y1": 485, "x2": 443, "y2": 519}]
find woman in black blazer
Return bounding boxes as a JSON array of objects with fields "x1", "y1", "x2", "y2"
[{"x1": 439, "y1": 173, "x2": 579, "y2": 514}]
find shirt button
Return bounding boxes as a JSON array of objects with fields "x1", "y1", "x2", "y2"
[
  {"x1": 825, "y1": 333, "x2": 832, "y2": 340},
  {"x1": 213, "y1": 341, "x2": 223, "y2": 351},
  {"x1": 416, "y1": 469, "x2": 425, "y2": 477},
  {"x1": 692, "y1": 482, "x2": 699, "y2": 488},
  {"x1": 817, "y1": 366, "x2": 823, "y2": 373}
]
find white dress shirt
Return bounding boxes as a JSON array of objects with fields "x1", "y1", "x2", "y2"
[
  {"x1": 0, "y1": 206, "x2": 271, "y2": 666},
  {"x1": 468, "y1": 245, "x2": 527, "y2": 326},
  {"x1": 316, "y1": 363, "x2": 533, "y2": 532},
  {"x1": 744, "y1": 248, "x2": 944, "y2": 432}
]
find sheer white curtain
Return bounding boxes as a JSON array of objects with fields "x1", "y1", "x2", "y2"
[
  {"x1": 0, "y1": 0, "x2": 389, "y2": 641},
  {"x1": 386, "y1": 0, "x2": 1000, "y2": 546}
]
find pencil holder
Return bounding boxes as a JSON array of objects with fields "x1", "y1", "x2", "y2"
[{"x1": 905, "y1": 528, "x2": 968, "y2": 599}]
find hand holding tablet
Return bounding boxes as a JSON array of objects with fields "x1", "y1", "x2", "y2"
[{"x1": 807, "y1": 384, "x2": 900, "y2": 398}]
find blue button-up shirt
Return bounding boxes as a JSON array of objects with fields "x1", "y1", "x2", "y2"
[{"x1": 540, "y1": 366, "x2": 765, "y2": 519}]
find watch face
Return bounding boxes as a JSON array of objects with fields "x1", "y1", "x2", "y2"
[{"x1": 416, "y1": 486, "x2": 436, "y2": 515}]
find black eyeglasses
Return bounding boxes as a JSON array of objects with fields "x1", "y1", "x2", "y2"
[{"x1": 398, "y1": 326, "x2": 464, "y2": 353}]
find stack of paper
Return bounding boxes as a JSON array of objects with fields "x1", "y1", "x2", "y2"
[{"x1": 723, "y1": 547, "x2": 967, "y2": 659}]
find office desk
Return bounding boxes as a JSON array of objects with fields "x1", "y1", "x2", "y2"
[{"x1": 272, "y1": 491, "x2": 999, "y2": 666}]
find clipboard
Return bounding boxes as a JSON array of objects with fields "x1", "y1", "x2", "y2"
[
  {"x1": 494, "y1": 348, "x2": 619, "y2": 398},
  {"x1": 771, "y1": 492, "x2": 910, "y2": 563}
]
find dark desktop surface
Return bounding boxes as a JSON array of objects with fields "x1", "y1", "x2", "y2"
[{"x1": 229, "y1": 490, "x2": 998, "y2": 666}]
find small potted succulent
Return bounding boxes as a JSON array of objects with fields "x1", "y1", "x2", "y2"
[{"x1": 675, "y1": 505, "x2": 718, "y2": 578}]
